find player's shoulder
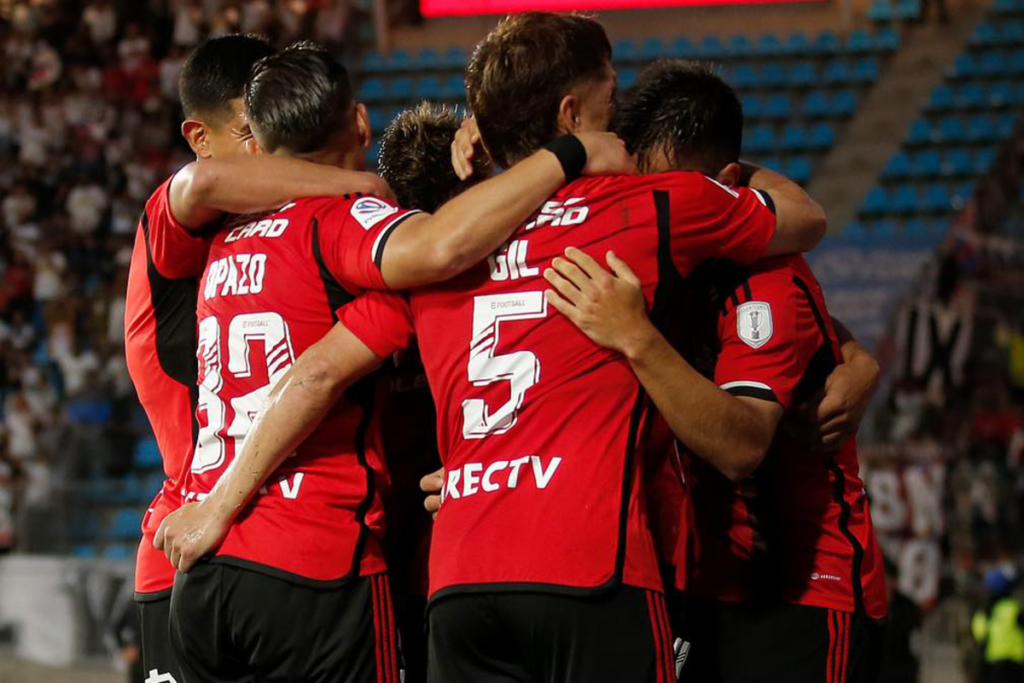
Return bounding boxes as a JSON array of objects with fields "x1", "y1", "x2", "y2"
[{"x1": 742, "y1": 255, "x2": 810, "y2": 301}]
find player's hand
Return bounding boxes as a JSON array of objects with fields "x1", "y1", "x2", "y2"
[
  {"x1": 360, "y1": 172, "x2": 396, "y2": 203},
  {"x1": 786, "y1": 348, "x2": 880, "y2": 450},
  {"x1": 420, "y1": 467, "x2": 444, "y2": 519},
  {"x1": 451, "y1": 117, "x2": 483, "y2": 181},
  {"x1": 153, "y1": 501, "x2": 232, "y2": 573},
  {"x1": 544, "y1": 248, "x2": 653, "y2": 356},
  {"x1": 575, "y1": 132, "x2": 638, "y2": 177}
]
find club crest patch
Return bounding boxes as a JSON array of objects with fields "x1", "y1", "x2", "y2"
[
  {"x1": 351, "y1": 197, "x2": 398, "y2": 230},
  {"x1": 736, "y1": 301, "x2": 773, "y2": 348}
]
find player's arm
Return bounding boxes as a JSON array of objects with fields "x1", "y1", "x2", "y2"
[
  {"x1": 785, "y1": 317, "x2": 881, "y2": 450},
  {"x1": 739, "y1": 162, "x2": 827, "y2": 256},
  {"x1": 376, "y1": 132, "x2": 635, "y2": 289},
  {"x1": 544, "y1": 249, "x2": 782, "y2": 481},
  {"x1": 169, "y1": 155, "x2": 391, "y2": 230}
]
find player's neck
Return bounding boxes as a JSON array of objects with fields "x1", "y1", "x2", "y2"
[{"x1": 287, "y1": 145, "x2": 362, "y2": 171}]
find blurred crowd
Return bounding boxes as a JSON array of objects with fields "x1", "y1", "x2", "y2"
[{"x1": 0, "y1": 0, "x2": 369, "y2": 553}]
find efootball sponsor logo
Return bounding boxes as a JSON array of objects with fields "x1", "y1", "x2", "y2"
[
  {"x1": 351, "y1": 197, "x2": 399, "y2": 230},
  {"x1": 810, "y1": 572, "x2": 842, "y2": 582}
]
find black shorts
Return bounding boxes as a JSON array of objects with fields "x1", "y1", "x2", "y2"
[
  {"x1": 169, "y1": 563, "x2": 399, "y2": 683},
  {"x1": 393, "y1": 593, "x2": 428, "y2": 683},
  {"x1": 137, "y1": 593, "x2": 184, "y2": 683},
  {"x1": 669, "y1": 594, "x2": 884, "y2": 683},
  {"x1": 426, "y1": 585, "x2": 675, "y2": 683}
]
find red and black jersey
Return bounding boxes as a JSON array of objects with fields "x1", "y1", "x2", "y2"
[
  {"x1": 679, "y1": 255, "x2": 888, "y2": 619},
  {"x1": 181, "y1": 194, "x2": 420, "y2": 585},
  {"x1": 339, "y1": 172, "x2": 777, "y2": 599},
  {"x1": 124, "y1": 174, "x2": 210, "y2": 596}
]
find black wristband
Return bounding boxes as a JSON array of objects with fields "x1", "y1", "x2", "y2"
[{"x1": 544, "y1": 134, "x2": 587, "y2": 182}]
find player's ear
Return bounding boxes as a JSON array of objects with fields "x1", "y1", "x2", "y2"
[
  {"x1": 354, "y1": 102, "x2": 372, "y2": 150},
  {"x1": 181, "y1": 119, "x2": 212, "y2": 159},
  {"x1": 716, "y1": 162, "x2": 742, "y2": 188},
  {"x1": 244, "y1": 136, "x2": 263, "y2": 156},
  {"x1": 557, "y1": 94, "x2": 582, "y2": 135}
]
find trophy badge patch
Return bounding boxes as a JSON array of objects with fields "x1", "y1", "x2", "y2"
[{"x1": 736, "y1": 301, "x2": 773, "y2": 349}]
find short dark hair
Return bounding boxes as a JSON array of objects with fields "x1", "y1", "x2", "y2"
[
  {"x1": 378, "y1": 103, "x2": 487, "y2": 213},
  {"x1": 179, "y1": 34, "x2": 275, "y2": 121},
  {"x1": 245, "y1": 42, "x2": 355, "y2": 154},
  {"x1": 617, "y1": 61, "x2": 743, "y2": 175},
  {"x1": 465, "y1": 12, "x2": 611, "y2": 169}
]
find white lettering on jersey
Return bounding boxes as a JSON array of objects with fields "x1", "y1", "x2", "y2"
[
  {"x1": 225, "y1": 218, "x2": 289, "y2": 243},
  {"x1": 145, "y1": 670, "x2": 179, "y2": 683},
  {"x1": 736, "y1": 301, "x2": 773, "y2": 348},
  {"x1": 204, "y1": 254, "x2": 268, "y2": 301},
  {"x1": 524, "y1": 198, "x2": 589, "y2": 231},
  {"x1": 351, "y1": 196, "x2": 398, "y2": 229},
  {"x1": 441, "y1": 456, "x2": 563, "y2": 503},
  {"x1": 278, "y1": 473, "x2": 305, "y2": 500},
  {"x1": 488, "y1": 239, "x2": 540, "y2": 282}
]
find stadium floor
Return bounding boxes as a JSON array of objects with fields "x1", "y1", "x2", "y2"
[{"x1": 0, "y1": 656, "x2": 119, "y2": 683}]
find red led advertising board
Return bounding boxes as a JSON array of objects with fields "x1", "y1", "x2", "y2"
[{"x1": 422, "y1": 0, "x2": 820, "y2": 16}]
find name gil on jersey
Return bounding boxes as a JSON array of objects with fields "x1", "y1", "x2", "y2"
[
  {"x1": 441, "y1": 455, "x2": 562, "y2": 503},
  {"x1": 204, "y1": 253, "x2": 267, "y2": 301},
  {"x1": 224, "y1": 218, "x2": 289, "y2": 243}
]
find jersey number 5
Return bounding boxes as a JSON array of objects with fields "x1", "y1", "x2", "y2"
[{"x1": 462, "y1": 291, "x2": 546, "y2": 439}]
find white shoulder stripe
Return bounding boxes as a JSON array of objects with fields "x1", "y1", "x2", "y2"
[{"x1": 720, "y1": 380, "x2": 773, "y2": 392}]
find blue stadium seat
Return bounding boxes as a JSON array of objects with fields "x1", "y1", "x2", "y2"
[
  {"x1": 891, "y1": 184, "x2": 917, "y2": 213},
  {"x1": 876, "y1": 26, "x2": 901, "y2": 51},
  {"x1": 442, "y1": 47, "x2": 468, "y2": 69},
  {"x1": 761, "y1": 63, "x2": 786, "y2": 87},
  {"x1": 786, "y1": 157, "x2": 813, "y2": 184},
  {"x1": 912, "y1": 149, "x2": 942, "y2": 178},
  {"x1": 367, "y1": 107, "x2": 387, "y2": 133},
  {"x1": 867, "y1": 0, "x2": 894, "y2": 22},
  {"x1": 780, "y1": 124, "x2": 808, "y2": 150},
  {"x1": 639, "y1": 38, "x2": 665, "y2": 60},
  {"x1": 366, "y1": 139, "x2": 382, "y2": 168},
  {"x1": 788, "y1": 62, "x2": 817, "y2": 87},
  {"x1": 928, "y1": 85, "x2": 954, "y2": 111},
  {"x1": 994, "y1": 0, "x2": 1019, "y2": 14},
  {"x1": 922, "y1": 184, "x2": 951, "y2": 213},
  {"x1": 618, "y1": 67, "x2": 638, "y2": 90},
  {"x1": 943, "y1": 149, "x2": 973, "y2": 177},
  {"x1": 439, "y1": 74, "x2": 464, "y2": 100},
  {"x1": 741, "y1": 94, "x2": 763, "y2": 119},
  {"x1": 808, "y1": 122, "x2": 836, "y2": 149},
  {"x1": 756, "y1": 33, "x2": 784, "y2": 56},
  {"x1": 730, "y1": 64, "x2": 758, "y2": 89},
  {"x1": 728, "y1": 34, "x2": 753, "y2": 57},
  {"x1": 872, "y1": 219, "x2": 899, "y2": 237},
  {"x1": 759, "y1": 156, "x2": 784, "y2": 172},
  {"x1": 361, "y1": 50, "x2": 387, "y2": 73},
  {"x1": 987, "y1": 82, "x2": 1016, "y2": 107},
  {"x1": 967, "y1": 115, "x2": 998, "y2": 142},
  {"x1": 416, "y1": 47, "x2": 441, "y2": 70},
  {"x1": 904, "y1": 217, "x2": 929, "y2": 236},
  {"x1": 847, "y1": 29, "x2": 873, "y2": 53},
  {"x1": 358, "y1": 78, "x2": 386, "y2": 102},
  {"x1": 669, "y1": 37, "x2": 695, "y2": 59},
  {"x1": 957, "y1": 83, "x2": 985, "y2": 109},
  {"x1": 388, "y1": 77, "x2": 413, "y2": 100},
  {"x1": 745, "y1": 125, "x2": 777, "y2": 153},
  {"x1": 134, "y1": 437, "x2": 162, "y2": 470},
  {"x1": 763, "y1": 93, "x2": 792, "y2": 118},
  {"x1": 801, "y1": 91, "x2": 829, "y2": 117},
  {"x1": 861, "y1": 187, "x2": 889, "y2": 216},
  {"x1": 854, "y1": 57, "x2": 880, "y2": 83},
  {"x1": 997, "y1": 112, "x2": 1019, "y2": 138},
  {"x1": 844, "y1": 221, "x2": 867, "y2": 237},
  {"x1": 823, "y1": 60, "x2": 853, "y2": 84},
  {"x1": 951, "y1": 54, "x2": 976, "y2": 79},
  {"x1": 614, "y1": 39, "x2": 638, "y2": 62},
  {"x1": 812, "y1": 30, "x2": 840, "y2": 55},
  {"x1": 893, "y1": 0, "x2": 921, "y2": 21},
  {"x1": 699, "y1": 35, "x2": 726, "y2": 59},
  {"x1": 906, "y1": 118, "x2": 932, "y2": 145},
  {"x1": 937, "y1": 117, "x2": 967, "y2": 143},
  {"x1": 830, "y1": 90, "x2": 858, "y2": 117},
  {"x1": 387, "y1": 50, "x2": 411, "y2": 72},
  {"x1": 103, "y1": 544, "x2": 133, "y2": 561},
  {"x1": 975, "y1": 147, "x2": 999, "y2": 174},
  {"x1": 979, "y1": 51, "x2": 1009, "y2": 77},
  {"x1": 785, "y1": 32, "x2": 810, "y2": 55},
  {"x1": 971, "y1": 23, "x2": 998, "y2": 47},
  {"x1": 952, "y1": 181, "x2": 974, "y2": 208},
  {"x1": 1003, "y1": 21, "x2": 1024, "y2": 43},
  {"x1": 109, "y1": 508, "x2": 142, "y2": 541},
  {"x1": 73, "y1": 544, "x2": 98, "y2": 559},
  {"x1": 882, "y1": 152, "x2": 911, "y2": 180},
  {"x1": 416, "y1": 75, "x2": 441, "y2": 100}
]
